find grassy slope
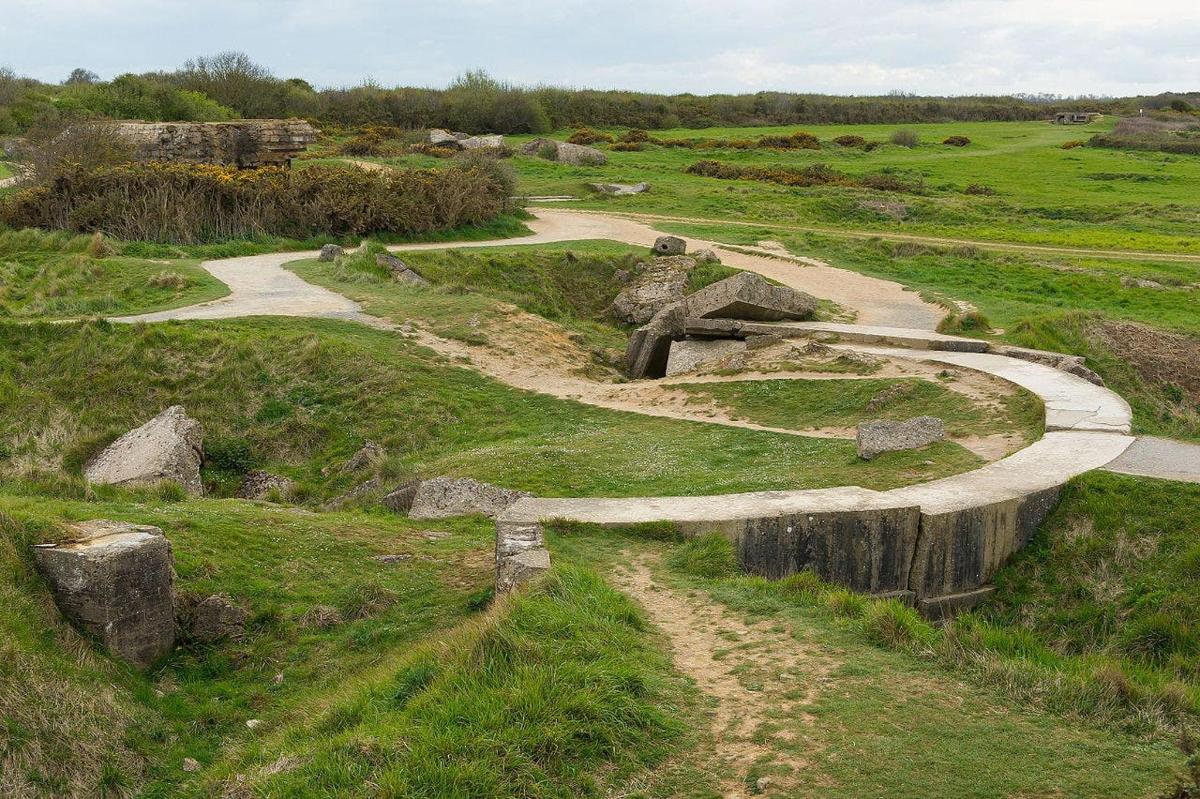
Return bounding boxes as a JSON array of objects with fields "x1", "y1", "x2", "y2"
[
  {"x1": 0, "y1": 319, "x2": 982, "y2": 498},
  {"x1": 669, "y1": 376, "x2": 1044, "y2": 441},
  {"x1": 343, "y1": 119, "x2": 1200, "y2": 254},
  {"x1": 547, "y1": 525, "x2": 1184, "y2": 798},
  {"x1": 0, "y1": 229, "x2": 227, "y2": 319}
]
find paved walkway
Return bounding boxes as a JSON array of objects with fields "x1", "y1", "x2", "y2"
[{"x1": 1103, "y1": 437, "x2": 1200, "y2": 484}]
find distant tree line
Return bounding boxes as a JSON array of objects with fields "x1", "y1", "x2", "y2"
[{"x1": 1, "y1": 52, "x2": 1197, "y2": 137}]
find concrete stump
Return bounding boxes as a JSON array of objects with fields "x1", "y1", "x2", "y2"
[
  {"x1": 496, "y1": 520, "x2": 551, "y2": 592},
  {"x1": 33, "y1": 520, "x2": 176, "y2": 669}
]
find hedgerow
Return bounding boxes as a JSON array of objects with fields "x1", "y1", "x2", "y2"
[
  {"x1": 1, "y1": 161, "x2": 509, "y2": 243},
  {"x1": 685, "y1": 160, "x2": 926, "y2": 193}
]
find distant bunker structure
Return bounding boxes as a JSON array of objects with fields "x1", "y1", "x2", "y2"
[
  {"x1": 112, "y1": 119, "x2": 318, "y2": 168},
  {"x1": 1053, "y1": 111, "x2": 1101, "y2": 124}
]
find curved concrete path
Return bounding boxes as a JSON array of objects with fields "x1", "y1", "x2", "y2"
[{"x1": 1103, "y1": 437, "x2": 1200, "y2": 484}]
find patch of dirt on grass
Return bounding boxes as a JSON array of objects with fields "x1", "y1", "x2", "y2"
[
  {"x1": 613, "y1": 554, "x2": 838, "y2": 798},
  {"x1": 1092, "y1": 319, "x2": 1200, "y2": 403}
]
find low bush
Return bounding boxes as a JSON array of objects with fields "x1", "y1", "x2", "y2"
[
  {"x1": 567, "y1": 127, "x2": 613, "y2": 145},
  {"x1": 757, "y1": 131, "x2": 820, "y2": 149},
  {"x1": 937, "y1": 310, "x2": 992, "y2": 334},
  {"x1": 890, "y1": 129, "x2": 920, "y2": 147},
  {"x1": 686, "y1": 160, "x2": 925, "y2": 194},
  {"x1": 406, "y1": 143, "x2": 458, "y2": 158},
  {"x1": 610, "y1": 141, "x2": 644, "y2": 152},
  {"x1": 833, "y1": 134, "x2": 868, "y2": 147},
  {"x1": 619, "y1": 128, "x2": 651, "y2": 143},
  {"x1": 1, "y1": 160, "x2": 509, "y2": 243},
  {"x1": 1061, "y1": 140, "x2": 1085, "y2": 149},
  {"x1": 338, "y1": 131, "x2": 402, "y2": 157},
  {"x1": 942, "y1": 135, "x2": 971, "y2": 146}
]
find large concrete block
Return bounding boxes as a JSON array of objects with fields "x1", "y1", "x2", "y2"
[
  {"x1": 735, "y1": 505, "x2": 921, "y2": 594},
  {"x1": 684, "y1": 272, "x2": 817, "y2": 322},
  {"x1": 907, "y1": 486, "x2": 1061, "y2": 599},
  {"x1": 84, "y1": 406, "x2": 204, "y2": 495},
  {"x1": 33, "y1": 520, "x2": 176, "y2": 669},
  {"x1": 665, "y1": 338, "x2": 747, "y2": 376},
  {"x1": 624, "y1": 303, "x2": 686, "y2": 378},
  {"x1": 409, "y1": 477, "x2": 530, "y2": 520},
  {"x1": 496, "y1": 521, "x2": 550, "y2": 592}
]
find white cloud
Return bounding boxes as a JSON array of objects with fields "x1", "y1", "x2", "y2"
[{"x1": 1, "y1": 0, "x2": 1198, "y2": 95}]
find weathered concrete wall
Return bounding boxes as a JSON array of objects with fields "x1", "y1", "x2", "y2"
[
  {"x1": 736, "y1": 505, "x2": 921, "y2": 594},
  {"x1": 113, "y1": 119, "x2": 318, "y2": 168}
]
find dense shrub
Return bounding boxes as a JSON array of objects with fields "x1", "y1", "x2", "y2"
[
  {"x1": 833, "y1": 134, "x2": 868, "y2": 147},
  {"x1": 757, "y1": 131, "x2": 820, "y2": 149},
  {"x1": 890, "y1": 129, "x2": 920, "y2": 147},
  {"x1": 942, "y1": 135, "x2": 971, "y2": 146},
  {"x1": 610, "y1": 141, "x2": 644, "y2": 152},
  {"x1": 687, "y1": 159, "x2": 927, "y2": 193},
  {"x1": 619, "y1": 128, "x2": 651, "y2": 143},
  {"x1": 566, "y1": 127, "x2": 613, "y2": 145},
  {"x1": 1088, "y1": 117, "x2": 1200, "y2": 154},
  {"x1": 1, "y1": 161, "x2": 509, "y2": 243}
]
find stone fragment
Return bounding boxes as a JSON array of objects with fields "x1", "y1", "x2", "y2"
[
  {"x1": 408, "y1": 476, "x2": 531, "y2": 520},
  {"x1": 991, "y1": 344, "x2": 1105, "y2": 386},
  {"x1": 685, "y1": 271, "x2": 816, "y2": 321},
  {"x1": 318, "y1": 244, "x2": 343, "y2": 262},
  {"x1": 375, "y1": 253, "x2": 430, "y2": 286},
  {"x1": 381, "y1": 478, "x2": 422, "y2": 513},
  {"x1": 609, "y1": 256, "x2": 695, "y2": 324},
  {"x1": 624, "y1": 302, "x2": 687, "y2": 378},
  {"x1": 182, "y1": 758, "x2": 200, "y2": 773},
  {"x1": 520, "y1": 138, "x2": 607, "y2": 165},
  {"x1": 652, "y1": 235, "x2": 687, "y2": 256},
  {"x1": 235, "y1": 470, "x2": 296, "y2": 501},
  {"x1": 245, "y1": 719, "x2": 263, "y2": 730},
  {"x1": 693, "y1": 248, "x2": 719, "y2": 263},
  {"x1": 33, "y1": 520, "x2": 176, "y2": 669},
  {"x1": 495, "y1": 520, "x2": 551, "y2": 592},
  {"x1": 428, "y1": 128, "x2": 461, "y2": 147},
  {"x1": 84, "y1": 406, "x2": 204, "y2": 495},
  {"x1": 856, "y1": 416, "x2": 945, "y2": 460},
  {"x1": 664, "y1": 338, "x2": 747, "y2": 376},
  {"x1": 459, "y1": 134, "x2": 505, "y2": 150},
  {"x1": 342, "y1": 440, "x2": 386, "y2": 472},
  {"x1": 590, "y1": 181, "x2": 649, "y2": 195},
  {"x1": 182, "y1": 593, "x2": 248, "y2": 643}
]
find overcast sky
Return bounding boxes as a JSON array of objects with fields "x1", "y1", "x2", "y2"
[{"x1": 3, "y1": 0, "x2": 1198, "y2": 96}]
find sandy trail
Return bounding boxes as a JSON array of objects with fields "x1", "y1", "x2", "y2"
[{"x1": 613, "y1": 554, "x2": 834, "y2": 797}]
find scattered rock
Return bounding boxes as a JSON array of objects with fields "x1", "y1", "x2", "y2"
[
  {"x1": 299, "y1": 605, "x2": 344, "y2": 630},
  {"x1": 428, "y1": 128, "x2": 461, "y2": 147},
  {"x1": 84, "y1": 406, "x2": 204, "y2": 495},
  {"x1": 235, "y1": 470, "x2": 296, "y2": 501},
  {"x1": 245, "y1": 719, "x2": 263, "y2": 730},
  {"x1": 857, "y1": 416, "x2": 945, "y2": 460},
  {"x1": 609, "y1": 256, "x2": 695, "y2": 324},
  {"x1": 181, "y1": 593, "x2": 248, "y2": 644},
  {"x1": 381, "y1": 478, "x2": 422, "y2": 514},
  {"x1": 33, "y1": 520, "x2": 176, "y2": 669},
  {"x1": 460, "y1": 134, "x2": 505, "y2": 150},
  {"x1": 374, "y1": 554, "x2": 413, "y2": 564},
  {"x1": 342, "y1": 441, "x2": 386, "y2": 472},
  {"x1": 182, "y1": 758, "x2": 200, "y2": 773},
  {"x1": 375, "y1": 253, "x2": 429, "y2": 286},
  {"x1": 991, "y1": 345, "x2": 1105, "y2": 386},
  {"x1": 408, "y1": 476, "x2": 531, "y2": 520},
  {"x1": 797, "y1": 341, "x2": 834, "y2": 357},
  {"x1": 693, "y1": 248, "x2": 719, "y2": 263},
  {"x1": 590, "y1": 181, "x2": 650, "y2": 195},
  {"x1": 756, "y1": 776, "x2": 773, "y2": 792},
  {"x1": 318, "y1": 243, "x2": 343, "y2": 262},
  {"x1": 1120, "y1": 275, "x2": 1167, "y2": 290},
  {"x1": 496, "y1": 521, "x2": 551, "y2": 593},
  {"x1": 520, "y1": 138, "x2": 607, "y2": 165},
  {"x1": 273, "y1": 672, "x2": 284, "y2": 684},
  {"x1": 422, "y1": 530, "x2": 451, "y2": 541},
  {"x1": 652, "y1": 235, "x2": 687, "y2": 256},
  {"x1": 745, "y1": 333, "x2": 783, "y2": 351},
  {"x1": 866, "y1": 382, "x2": 915, "y2": 412},
  {"x1": 324, "y1": 477, "x2": 384, "y2": 509},
  {"x1": 664, "y1": 338, "x2": 747, "y2": 376},
  {"x1": 859, "y1": 199, "x2": 909, "y2": 221}
]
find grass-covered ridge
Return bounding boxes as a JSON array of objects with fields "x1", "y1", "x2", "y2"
[{"x1": 0, "y1": 318, "x2": 983, "y2": 499}]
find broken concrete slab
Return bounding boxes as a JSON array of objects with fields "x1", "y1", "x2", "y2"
[
  {"x1": 609, "y1": 256, "x2": 695, "y2": 324},
  {"x1": 857, "y1": 416, "x2": 945, "y2": 460},
  {"x1": 409, "y1": 476, "x2": 531, "y2": 520},
  {"x1": 495, "y1": 520, "x2": 550, "y2": 592},
  {"x1": 84, "y1": 406, "x2": 204, "y2": 495},
  {"x1": 34, "y1": 520, "x2": 176, "y2": 669},
  {"x1": 664, "y1": 338, "x2": 747, "y2": 376},
  {"x1": 624, "y1": 303, "x2": 687, "y2": 379},
  {"x1": 917, "y1": 585, "x2": 997, "y2": 621},
  {"x1": 381, "y1": 478, "x2": 422, "y2": 513},
  {"x1": 684, "y1": 271, "x2": 816, "y2": 321},
  {"x1": 652, "y1": 235, "x2": 686, "y2": 256},
  {"x1": 591, "y1": 181, "x2": 650, "y2": 195},
  {"x1": 991, "y1": 344, "x2": 1104, "y2": 386}
]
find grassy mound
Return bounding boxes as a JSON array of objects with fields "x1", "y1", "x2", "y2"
[{"x1": 201, "y1": 566, "x2": 685, "y2": 798}]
